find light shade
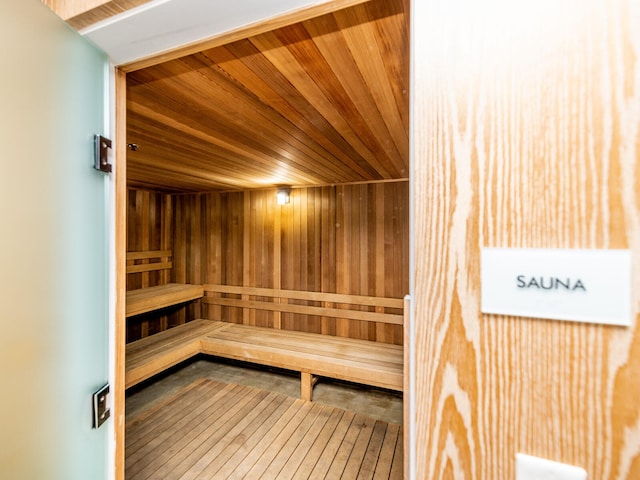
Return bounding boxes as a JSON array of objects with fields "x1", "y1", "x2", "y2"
[{"x1": 276, "y1": 187, "x2": 291, "y2": 205}]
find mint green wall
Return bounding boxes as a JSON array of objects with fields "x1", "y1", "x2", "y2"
[{"x1": 0, "y1": 1, "x2": 109, "y2": 478}]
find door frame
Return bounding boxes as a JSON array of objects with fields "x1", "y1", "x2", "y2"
[{"x1": 111, "y1": 1, "x2": 412, "y2": 478}]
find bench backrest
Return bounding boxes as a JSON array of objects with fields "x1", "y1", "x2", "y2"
[
  {"x1": 203, "y1": 284, "x2": 403, "y2": 326},
  {"x1": 126, "y1": 250, "x2": 172, "y2": 274}
]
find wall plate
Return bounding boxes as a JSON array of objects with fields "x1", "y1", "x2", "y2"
[
  {"x1": 481, "y1": 248, "x2": 632, "y2": 326},
  {"x1": 516, "y1": 453, "x2": 587, "y2": 480}
]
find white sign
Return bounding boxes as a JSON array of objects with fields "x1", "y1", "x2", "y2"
[{"x1": 481, "y1": 248, "x2": 632, "y2": 326}]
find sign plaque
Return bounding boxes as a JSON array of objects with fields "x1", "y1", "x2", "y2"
[{"x1": 481, "y1": 248, "x2": 632, "y2": 326}]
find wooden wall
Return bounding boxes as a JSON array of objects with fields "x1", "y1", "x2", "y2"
[
  {"x1": 170, "y1": 182, "x2": 409, "y2": 344},
  {"x1": 126, "y1": 189, "x2": 174, "y2": 341},
  {"x1": 412, "y1": 0, "x2": 640, "y2": 478},
  {"x1": 126, "y1": 182, "x2": 408, "y2": 344}
]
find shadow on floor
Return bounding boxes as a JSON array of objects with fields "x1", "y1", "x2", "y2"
[{"x1": 126, "y1": 355, "x2": 403, "y2": 424}]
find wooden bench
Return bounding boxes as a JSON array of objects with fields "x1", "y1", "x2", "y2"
[
  {"x1": 199, "y1": 321, "x2": 403, "y2": 400},
  {"x1": 125, "y1": 319, "x2": 222, "y2": 388},
  {"x1": 125, "y1": 286, "x2": 405, "y2": 401},
  {"x1": 126, "y1": 250, "x2": 204, "y2": 317}
]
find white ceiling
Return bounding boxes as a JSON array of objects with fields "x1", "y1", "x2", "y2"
[{"x1": 82, "y1": 0, "x2": 339, "y2": 65}]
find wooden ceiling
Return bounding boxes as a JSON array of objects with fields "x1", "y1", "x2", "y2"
[{"x1": 126, "y1": 0, "x2": 409, "y2": 193}]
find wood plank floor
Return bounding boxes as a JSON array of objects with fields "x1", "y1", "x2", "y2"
[{"x1": 126, "y1": 378, "x2": 403, "y2": 479}]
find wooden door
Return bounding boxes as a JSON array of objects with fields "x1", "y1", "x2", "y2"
[{"x1": 411, "y1": 0, "x2": 640, "y2": 478}]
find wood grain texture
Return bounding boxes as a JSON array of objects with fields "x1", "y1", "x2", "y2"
[
  {"x1": 412, "y1": 0, "x2": 640, "y2": 478},
  {"x1": 167, "y1": 182, "x2": 408, "y2": 344},
  {"x1": 46, "y1": 0, "x2": 153, "y2": 30},
  {"x1": 125, "y1": 317, "x2": 403, "y2": 393},
  {"x1": 125, "y1": 379, "x2": 403, "y2": 479},
  {"x1": 126, "y1": 189, "x2": 176, "y2": 341},
  {"x1": 198, "y1": 321, "x2": 404, "y2": 392},
  {"x1": 125, "y1": 0, "x2": 408, "y2": 193},
  {"x1": 114, "y1": 67, "x2": 127, "y2": 480},
  {"x1": 125, "y1": 319, "x2": 222, "y2": 389},
  {"x1": 126, "y1": 283, "x2": 204, "y2": 317},
  {"x1": 41, "y1": 0, "x2": 123, "y2": 21}
]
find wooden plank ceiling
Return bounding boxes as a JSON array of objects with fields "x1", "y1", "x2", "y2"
[
  {"x1": 43, "y1": 0, "x2": 154, "y2": 30},
  {"x1": 126, "y1": 0, "x2": 408, "y2": 193}
]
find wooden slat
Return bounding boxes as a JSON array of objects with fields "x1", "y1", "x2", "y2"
[
  {"x1": 289, "y1": 408, "x2": 346, "y2": 477},
  {"x1": 125, "y1": 261, "x2": 172, "y2": 274},
  {"x1": 325, "y1": 414, "x2": 375, "y2": 477},
  {"x1": 199, "y1": 321, "x2": 403, "y2": 391},
  {"x1": 143, "y1": 388, "x2": 270, "y2": 479},
  {"x1": 272, "y1": 404, "x2": 334, "y2": 477},
  {"x1": 212, "y1": 398, "x2": 303, "y2": 479},
  {"x1": 339, "y1": 416, "x2": 378, "y2": 478},
  {"x1": 128, "y1": 383, "x2": 258, "y2": 478},
  {"x1": 373, "y1": 422, "x2": 401, "y2": 480},
  {"x1": 203, "y1": 296, "x2": 403, "y2": 325},
  {"x1": 306, "y1": 410, "x2": 353, "y2": 476},
  {"x1": 126, "y1": 249, "x2": 172, "y2": 261},
  {"x1": 204, "y1": 283, "x2": 404, "y2": 309},
  {"x1": 172, "y1": 391, "x2": 283, "y2": 479},
  {"x1": 124, "y1": 0, "x2": 409, "y2": 192},
  {"x1": 243, "y1": 402, "x2": 325, "y2": 478},
  {"x1": 195, "y1": 393, "x2": 297, "y2": 478},
  {"x1": 126, "y1": 283, "x2": 204, "y2": 317},
  {"x1": 202, "y1": 325, "x2": 403, "y2": 369}
]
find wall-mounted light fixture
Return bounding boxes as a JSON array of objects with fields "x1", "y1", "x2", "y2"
[{"x1": 276, "y1": 186, "x2": 291, "y2": 205}]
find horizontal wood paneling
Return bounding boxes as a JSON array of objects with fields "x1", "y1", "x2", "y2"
[
  {"x1": 125, "y1": 0, "x2": 408, "y2": 193},
  {"x1": 169, "y1": 182, "x2": 408, "y2": 344},
  {"x1": 412, "y1": 0, "x2": 640, "y2": 478}
]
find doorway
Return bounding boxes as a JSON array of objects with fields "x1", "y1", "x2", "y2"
[{"x1": 115, "y1": 0, "x2": 410, "y2": 477}]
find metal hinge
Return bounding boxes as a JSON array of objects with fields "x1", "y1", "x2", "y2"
[
  {"x1": 94, "y1": 135, "x2": 112, "y2": 173},
  {"x1": 92, "y1": 383, "x2": 111, "y2": 429}
]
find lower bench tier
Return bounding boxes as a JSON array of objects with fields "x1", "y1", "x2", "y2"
[{"x1": 125, "y1": 319, "x2": 403, "y2": 401}]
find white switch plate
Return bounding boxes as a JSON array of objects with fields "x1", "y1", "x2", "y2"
[{"x1": 516, "y1": 453, "x2": 587, "y2": 480}]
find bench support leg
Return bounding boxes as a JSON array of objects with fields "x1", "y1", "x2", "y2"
[{"x1": 301, "y1": 372, "x2": 318, "y2": 401}]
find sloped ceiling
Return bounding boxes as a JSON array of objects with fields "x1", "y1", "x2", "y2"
[{"x1": 126, "y1": 0, "x2": 409, "y2": 192}]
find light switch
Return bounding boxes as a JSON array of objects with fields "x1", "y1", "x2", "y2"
[{"x1": 516, "y1": 453, "x2": 587, "y2": 480}]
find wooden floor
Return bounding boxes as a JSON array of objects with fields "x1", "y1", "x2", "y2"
[{"x1": 126, "y1": 378, "x2": 403, "y2": 479}]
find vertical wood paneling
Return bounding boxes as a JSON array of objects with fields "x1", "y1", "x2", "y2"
[
  {"x1": 321, "y1": 186, "x2": 337, "y2": 336},
  {"x1": 335, "y1": 183, "x2": 408, "y2": 342},
  {"x1": 158, "y1": 183, "x2": 408, "y2": 344},
  {"x1": 172, "y1": 195, "x2": 188, "y2": 327},
  {"x1": 126, "y1": 189, "x2": 172, "y2": 341},
  {"x1": 127, "y1": 183, "x2": 407, "y2": 343},
  {"x1": 412, "y1": 0, "x2": 640, "y2": 478}
]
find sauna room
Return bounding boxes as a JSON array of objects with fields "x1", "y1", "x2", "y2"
[{"x1": 123, "y1": 0, "x2": 408, "y2": 477}]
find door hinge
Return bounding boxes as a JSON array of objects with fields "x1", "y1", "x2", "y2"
[
  {"x1": 92, "y1": 383, "x2": 110, "y2": 429},
  {"x1": 94, "y1": 135, "x2": 112, "y2": 173}
]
